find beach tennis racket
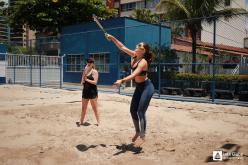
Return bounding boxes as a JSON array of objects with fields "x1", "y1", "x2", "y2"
[
  {"x1": 92, "y1": 14, "x2": 107, "y2": 34},
  {"x1": 92, "y1": 14, "x2": 111, "y2": 41}
]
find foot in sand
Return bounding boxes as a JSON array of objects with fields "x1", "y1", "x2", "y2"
[
  {"x1": 134, "y1": 137, "x2": 145, "y2": 147},
  {"x1": 76, "y1": 121, "x2": 91, "y2": 127},
  {"x1": 132, "y1": 133, "x2": 139, "y2": 142},
  {"x1": 76, "y1": 122, "x2": 80, "y2": 127}
]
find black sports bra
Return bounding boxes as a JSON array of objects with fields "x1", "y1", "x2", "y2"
[{"x1": 131, "y1": 59, "x2": 147, "y2": 76}]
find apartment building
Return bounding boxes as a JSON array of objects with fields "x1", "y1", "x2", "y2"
[
  {"x1": 106, "y1": 0, "x2": 160, "y2": 17},
  {"x1": 201, "y1": 0, "x2": 248, "y2": 48},
  {"x1": 0, "y1": 0, "x2": 35, "y2": 47},
  {"x1": 0, "y1": 16, "x2": 9, "y2": 43}
]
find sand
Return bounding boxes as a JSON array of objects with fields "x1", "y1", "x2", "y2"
[{"x1": 0, "y1": 85, "x2": 247, "y2": 165}]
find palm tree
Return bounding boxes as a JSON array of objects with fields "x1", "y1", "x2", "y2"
[
  {"x1": 131, "y1": 9, "x2": 159, "y2": 23},
  {"x1": 157, "y1": 0, "x2": 246, "y2": 73}
]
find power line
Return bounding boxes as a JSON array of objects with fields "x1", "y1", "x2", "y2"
[
  {"x1": 218, "y1": 1, "x2": 246, "y2": 13},
  {"x1": 218, "y1": 19, "x2": 246, "y2": 34},
  {"x1": 202, "y1": 28, "x2": 244, "y2": 46},
  {"x1": 232, "y1": 0, "x2": 246, "y2": 9},
  {"x1": 161, "y1": 12, "x2": 248, "y2": 23},
  {"x1": 231, "y1": 0, "x2": 247, "y2": 22}
]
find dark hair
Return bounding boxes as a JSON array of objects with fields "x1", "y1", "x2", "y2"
[
  {"x1": 141, "y1": 42, "x2": 153, "y2": 66},
  {"x1": 86, "y1": 57, "x2": 94, "y2": 63}
]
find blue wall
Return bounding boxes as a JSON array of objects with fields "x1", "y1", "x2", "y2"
[
  {"x1": 0, "y1": 44, "x2": 6, "y2": 60},
  {"x1": 60, "y1": 17, "x2": 171, "y2": 85},
  {"x1": 61, "y1": 18, "x2": 125, "y2": 84},
  {"x1": 0, "y1": 44, "x2": 6, "y2": 84}
]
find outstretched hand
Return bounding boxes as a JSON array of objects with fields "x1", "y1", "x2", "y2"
[{"x1": 113, "y1": 79, "x2": 122, "y2": 88}]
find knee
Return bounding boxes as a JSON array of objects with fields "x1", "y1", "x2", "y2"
[{"x1": 137, "y1": 110, "x2": 144, "y2": 119}]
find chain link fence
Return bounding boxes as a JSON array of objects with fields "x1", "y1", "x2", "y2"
[{"x1": 2, "y1": 13, "x2": 248, "y2": 105}]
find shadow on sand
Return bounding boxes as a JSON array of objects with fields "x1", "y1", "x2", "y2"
[
  {"x1": 75, "y1": 122, "x2": 91, "y2": 127},
  {"x1": 75, "y1": 143, "x2": 143, "y2": 155},
  {"x1": 205, "y1": 143, "x2": 242, "y2": 162},
  {"x1": 112, "y1": 143, "x2": 143, "y2": 155},
  {"x1": 76, "y1": 144, "x2": 107, "y2": 152}
]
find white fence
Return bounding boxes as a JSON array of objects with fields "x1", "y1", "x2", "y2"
[
  {"x1": 0, "y1": 60, "x2": 5, "y2": 77},
  {"x1": 5, "y1": 54, "x2": 62, "y2": 87}
]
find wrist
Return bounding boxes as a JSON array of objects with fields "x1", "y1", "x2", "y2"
[
  {"x1": 121, "y1": 79, "x2": 125, "y2": 83},
  {"x1": 132, "y1": 55, "x2": 137, "y2": 59}
]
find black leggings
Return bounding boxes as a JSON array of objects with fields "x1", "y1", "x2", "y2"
[{"x1": 130, "y1": 79, "x2": 154, "y2": 138}]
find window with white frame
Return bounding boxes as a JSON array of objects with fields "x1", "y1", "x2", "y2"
[
  {"x1": 90, "y1": 53, "x2": 110, "y2": 73},
  {"x1": 136, "y1": 1, "x2": 145, "y2": 9},
  {"x1": 66, "y1": 54, "x2": 84, "y2": 72},
  {"x1": 121, "y1": 2, "x2": 136, "y2": 11}
]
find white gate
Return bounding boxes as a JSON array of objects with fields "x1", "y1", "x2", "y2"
[{"x1": 6, "y1": 53, "x2": 62, "y2": 87}]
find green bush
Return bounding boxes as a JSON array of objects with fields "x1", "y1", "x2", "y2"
[{"x1": 175, "y1": 73, "x2": 240, "y2": 81}]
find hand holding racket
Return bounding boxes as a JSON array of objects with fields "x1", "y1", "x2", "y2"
[
  {"x1": 105, "y1": 33, "x2": 112, "y2": 41},
  {"x1": 92, "y1": 14, "x2": 111, "y2": 41}
]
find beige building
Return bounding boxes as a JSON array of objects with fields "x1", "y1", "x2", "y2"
[
  {"x1": 201, "y1": 0, "x2": 248, "y2": 48},
  {"x1": 120, "y1": 0, "x2": 160, "y2": 16},
  {"x1": 106, "y1": 0, "x2": 160, "y2": 17},
  {"x1": 3, "y1": 0, "x2": 36, "y2": 47}
]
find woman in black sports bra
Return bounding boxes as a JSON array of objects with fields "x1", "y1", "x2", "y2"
[
  {"x1": 106, "y1": 34, "x2": 154, "y2": 147},
  {"x1": 79, "y1": 58, "x2": 100, "y2": 126}
]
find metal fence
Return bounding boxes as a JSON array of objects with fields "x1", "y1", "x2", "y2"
[
  {"x1": 2, "y1": 13, "x2": 248, "y2": 105},
  {"x1": 4, "y1": 53, "x2": 63, "y2": 88},
  {"x1": 0, "y1": 53, "x2": 6, "y2": 84}
]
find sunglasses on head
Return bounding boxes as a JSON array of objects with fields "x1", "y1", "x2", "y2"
[{"x1": 136, "y1": 43, "x2": 145, "y2": 50}]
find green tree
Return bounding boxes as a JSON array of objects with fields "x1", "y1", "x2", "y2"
[
  {"x1": 131, "y1": 9, "x2": 159, "y2": 23},
  {"x1": 0, "y1": 0, "x2": 7, "y2": 16},
  {"x1": 157, "y1": 0, "x2": 246, "y2": 73},
  {"x1": 9, "y1": 0, "x2": 115, "y2": 35}
]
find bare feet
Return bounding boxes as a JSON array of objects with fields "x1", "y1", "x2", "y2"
[
  {"x1": 132, "y1": 133, "x2": 139, "y2": 142},
  {"x1": 134, "y1": 137, "x2": 145, "y2": 147}
]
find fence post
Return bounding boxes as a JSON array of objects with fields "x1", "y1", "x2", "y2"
[
  {"x1": 30, "y1": 40, "x2": 32, "y2": 86},
  {"x1": 60, "y1": 54, "x2": 65, "y2": 89},
  {"x1": 211, "y1": 17, "x2": 217, "y2": 102},
  {"x1": 14, "y1": 54, "x2": 16, "y2": 84},
  {"x1": 115, "y1": 51, "x2": 120, "y2": 94},
  {"x1": 158, "y1": 22, "x2": 162, "y2": 97},
  {"x1": 5, "y1": 53, "x2": 7, "y2": 84},
  {"x1": 39, "y1": 53, "x2": 41, "y2": 87}
]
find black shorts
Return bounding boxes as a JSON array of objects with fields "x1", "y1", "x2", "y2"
[{"x1": 82, "y1": 84, "x2": 98, "y2": 99}]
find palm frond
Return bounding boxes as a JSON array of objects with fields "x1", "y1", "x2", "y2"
[
  {"x1": 203, "y1": 8, "x2": 248, "y2": 23},
  {"x1": 156, "y1": 0, "x2": 190, "y2": 18}
]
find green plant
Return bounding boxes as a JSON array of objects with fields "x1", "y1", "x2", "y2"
[{"x1": 175, "y1": 73, "x2": 240, "y2": 81}]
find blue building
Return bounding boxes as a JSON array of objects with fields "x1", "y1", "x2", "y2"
[
  {"x1": 60, "y1": 17, "x2": 171, "y2": 85},
  {"x1": 0, "y1": 44, "x2": 6, "y2": 84}
]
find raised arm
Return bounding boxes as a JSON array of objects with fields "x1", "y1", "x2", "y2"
[
  {"x1": 80, "y1": 66, "x2": 89, "y2": 85},
  {"x1": 106, "y1": 34, "x2": 136, "y2": 57},
  {"x1": 80, "y1": 71, "x2": 85, "y2": 85},
  {"x1": 84, "y1": 70, "x2": 98, "y2": 85}
]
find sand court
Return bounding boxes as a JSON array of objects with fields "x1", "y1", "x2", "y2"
[{"x1": 0, "y1": 85, "x2": 247, "y2": 165}]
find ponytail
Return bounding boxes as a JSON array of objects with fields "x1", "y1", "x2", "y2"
[
  {"x1": 142, "y1": 43, "x2": 153, "y2": 66},
  {"x1": 144, "y1": 52, "x2": 153, "y2": 66}
]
